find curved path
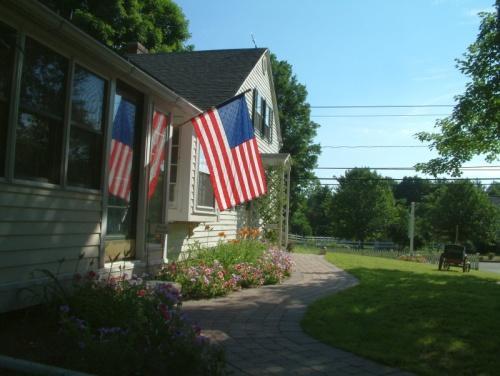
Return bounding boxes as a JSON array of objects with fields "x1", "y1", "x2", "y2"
[{"x1": 183, "y1": 254, "x2": 412, "y2": 375}]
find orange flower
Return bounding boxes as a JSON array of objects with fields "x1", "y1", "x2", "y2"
[{"x1": 217, "y1": 231, "x2": 226, "y2": 238}]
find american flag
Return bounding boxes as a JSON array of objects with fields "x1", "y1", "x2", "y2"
[
  {"x1": 108, "y1": 99, "x2": 136, "y2": 202},
  {"x1": 191, "y1": 93, "x2": 267, "y2": 211},
  {"x1": 148, "y1": 111, "x2": 168, "y2": 199}
]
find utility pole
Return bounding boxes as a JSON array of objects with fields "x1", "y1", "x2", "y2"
[{"x1": 409, "y1": 202, "x2": 415, "y2": 254}]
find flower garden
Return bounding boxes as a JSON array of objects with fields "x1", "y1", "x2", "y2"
[
  {"x1": 159, "y1": 230, "x2": 293, "y2": 299},
  {"x1": 0, "y1": 228, "x2": 293, "y2": 375}
]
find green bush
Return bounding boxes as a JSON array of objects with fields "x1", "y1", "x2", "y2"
[{"x1": 56, "y1": 272, "x2": 225, "y2": 375}]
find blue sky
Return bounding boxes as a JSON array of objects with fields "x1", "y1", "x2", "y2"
[{"x1": 175, "y1": 0, "x2": 498, "y2": 186}]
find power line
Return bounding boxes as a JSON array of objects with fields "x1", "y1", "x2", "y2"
[
  {"x1": 311, "y1": 113, "x2": 451, "y2": 118},
  {"x1": 315, "y1": 166, "x2": 500, "y2": 170},
  {"x1": 320, "y1": 183, "x2": 494, "y2": 187},
  {"x1": 302, "y1": 177, "x2": 499, "y2": 181},
  {"x1": 310, "y1": 105, "x2": 454, "y2": 108},
  {"x1": 321, "y1": 145, "x2": 429, "y2": 149}
]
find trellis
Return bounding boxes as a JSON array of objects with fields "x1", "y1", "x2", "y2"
[{"x1": 249, "y1": 154, "x2": 291, "y2": 248}]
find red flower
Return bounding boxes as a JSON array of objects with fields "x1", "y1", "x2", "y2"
[
  {"x1": 159, "y1": 304, "x2": 171, "y2": 321},
  {"x1": 86, "y1": 271, "x2": 97, "y2": 280},
  {"x1": 137, "y1": 289, "x2": 147, "y2": 297}
]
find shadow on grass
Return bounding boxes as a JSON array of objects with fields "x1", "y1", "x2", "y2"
[{"x1": 302, "y1": 265, "x2": 500, "y2": 376}]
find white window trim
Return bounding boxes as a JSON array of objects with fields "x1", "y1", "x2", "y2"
[{"x1": 193, "y1": 140, "x2": 217, "y2": 215}]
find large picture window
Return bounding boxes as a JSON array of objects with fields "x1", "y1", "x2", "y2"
[
  {"x1": 0, "y1": 22, "x2": 16, "y2": 177},
  {"x1": 15, "y1": 37, "x2": 68, "y2": 183},
  {"x1": 105, "y1": 83, "x2": 142, "y2": 260},
  {"x1": 67, "y1": 65, "x2": 106, "y2": 189},
  {"x1": 196, "y1": 145, "x2": 215, "y2": 209}
]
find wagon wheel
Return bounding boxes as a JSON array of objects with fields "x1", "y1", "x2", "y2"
[
  {"x1": 443, "y1": 259, "x2": 450, "y2": 271},
  {"x1": 464, "y1": 262, "x2": 471, "y2": 272}
]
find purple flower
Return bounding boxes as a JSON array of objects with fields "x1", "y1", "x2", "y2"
[{"x1": 59, "y1": 305, "x2": 70, "y2": 314}]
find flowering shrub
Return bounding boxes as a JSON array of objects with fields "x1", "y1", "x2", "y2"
[
  {"x1": 162, "y1": 260, "x2": 240, "y2": 299},
  {"x1": 159, "y1": 242, "x2": 294, "y2": 299},
  {"x1": 56, "y1": 272, "x2": 225, "y2": 376},
  {"x1": 258, "y1": 247, "x2": 294, "y2": 285}
]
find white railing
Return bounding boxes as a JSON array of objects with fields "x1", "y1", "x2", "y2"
[{"x1": 288, "y1": 234, "x2": 480, "y2": 270}]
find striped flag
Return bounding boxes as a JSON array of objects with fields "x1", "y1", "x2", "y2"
[
  {"x1": 191, "y1": 93, "x2": 267, "y2": 211},
  {"x1": 108, "y1": 99, "x2": 136, "y2": 202},
  {"x1": 148, "y1": 111, "x2": 168, "y2": 199}
]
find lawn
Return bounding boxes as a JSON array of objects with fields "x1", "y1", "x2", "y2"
[
  {"x1": 302, "y1": 253, "x2": 500, "y2": 376},
  {"x1": 289, "y1": 244, "x2": 325, "y2": 255}
]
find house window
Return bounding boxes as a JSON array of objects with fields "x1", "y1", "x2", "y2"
[
  {"x1": 253, "y1": 89, "x2": 272, "y2": 142},
  {"x1": 168, "y1": 126, "x2": 179, "y2": 203},
  {"x1": 263, "y1": 103, "x2": 273, "y2": 142},
  {"x1": 196, "y1": 144, "x2": 215, "y2": 209},
  {"x1": 0, "y1": 22, "x2": 16, "y2": 177},
  {"x1": 67, "y1": 65, "x2": 106, "y2": 189},
  {"x1": 15, "y1": 37, "x2": 68, "y2": 183},
  {"x1": 105, "y1": 83, "x2": 143, "y2": 260},
  {"x1": 147, "y1": 110, "x2": 169, "y2": 245},
  {"x1": 253, "y1": 89, "x2": 264, "y2": 136}
]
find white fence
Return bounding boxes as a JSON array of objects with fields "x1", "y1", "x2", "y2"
[{"x1": 288, "y1": 234, "x2": 480, "y2": 270}]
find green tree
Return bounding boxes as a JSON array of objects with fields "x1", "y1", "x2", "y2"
[
  {"x1": 306, "y1": 185, "x2": 334, "y2": 236},
  {"x1": 331, "y1": 168, "x2": 397, "y2": 245},
  {"x1": 271, "y1": 54, "x2": 321, "y2": 235},
  {"x1": 393, "y1": 176, "x2": 434, "y2": 204},
  {"x1": 487, "y1": 181, "x2": 500, "y2": 196},
  {"x1": 416, "y1": 5, "x2": 499, "y2": 176},
  {"x1": 39, "y1": 0, "x2": 191, "y2": 53},
  {"x1": 422, "y1": 180, "x2": 499, "y2": 248}
]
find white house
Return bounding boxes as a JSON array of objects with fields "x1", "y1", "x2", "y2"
[
  {"x1": 127, "y1": 48, "x2": 290, "y2": 261},
  {"x1": 0, "y1": 0, "x2": 290, "y2": 312}
]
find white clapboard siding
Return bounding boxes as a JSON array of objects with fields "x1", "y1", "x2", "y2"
[
  {"x1": 238, "y1": 53, "x2": 281, "y2": 155},
  {"x1": 0, "y1": 183, "x2": 102, "y2": 286}
]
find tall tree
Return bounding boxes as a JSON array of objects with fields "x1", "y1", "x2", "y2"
[
  {"x1": 39, "y1": 0, "x2": 191, "y2": 53},
  {"x1": 306, "y1": 185, "x2": 334, "y2": 236},
  {"x1": 271, "y1": 54, "x2": 321, "y2": 234},
  {"x1": 416, "y1": 5, "x2": 499, "y2": 176},
  {"x1": 393, "y1": 176, "x2": 434, "y2": 204},
  {"x1": 331, "y1": 168, "x2": 397, "y2": 244},
  {"x1": 422, "y1": 180, "x2": 499, "y2": 248}
]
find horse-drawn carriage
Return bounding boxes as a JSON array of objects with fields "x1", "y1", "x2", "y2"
[{"x1": 438, "y1": 244, "x2": 471, "y2": 272}]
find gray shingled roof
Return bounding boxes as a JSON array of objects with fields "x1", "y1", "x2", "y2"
[{"x1": 128, "y1": 48, "x2": 268, "y2": 110}]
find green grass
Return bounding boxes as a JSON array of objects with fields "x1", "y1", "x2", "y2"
[
  {"x1": 302, "y1": 253, "x2": 500, "y2": 376},
  {"x1": 184, "y1": 239, "x2": 266, "y2": 268},
  {"x1": 289, "y1": 245, "x2": 325, "y2": 255}
]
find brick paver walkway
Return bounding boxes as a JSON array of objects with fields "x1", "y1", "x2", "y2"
[{"x1": 183, "y1": 254, "x2": 413, "y2": 375}]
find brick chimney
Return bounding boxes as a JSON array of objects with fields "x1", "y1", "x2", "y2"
[{"x1": 126, "y1": 42, "x2": 149, "y2": 54}]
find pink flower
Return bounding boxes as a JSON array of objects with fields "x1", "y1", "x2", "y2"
[{"x1": 137, "y1": 289, "x2": 147, "y2": 297}]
